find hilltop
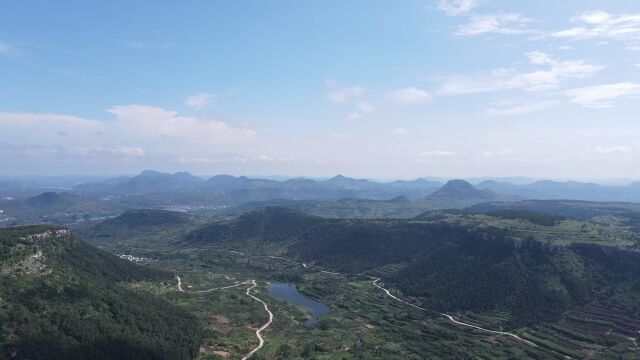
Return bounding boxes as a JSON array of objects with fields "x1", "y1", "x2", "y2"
[{"x1": 77, "y1": 209, "x2": 200, "y2": 252}]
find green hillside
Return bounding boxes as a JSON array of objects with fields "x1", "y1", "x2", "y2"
[
  {"x1": 0, "y1": 226, "x2": 202, "y2": 360},
  {"x1": 76, "y1": 209, "x2": 200, "y2": 252},
  {"x1": 181, "y1": 208, "x2": 640, "y2": 328}
]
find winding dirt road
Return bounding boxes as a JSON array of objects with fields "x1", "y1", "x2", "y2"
[
  {"x1": 241, "y1": 280, "x2": 274, "y2": 360},
  {"x1": 371, "y1": 277, "x2": 537, "y2": 347},
  {"x1": 175, "y1": 275, "x2": 274, "y2": 359}
]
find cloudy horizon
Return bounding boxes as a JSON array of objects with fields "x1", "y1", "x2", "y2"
[{"x1": 1, "y1": 1, "x2": 639, "y2": 179}]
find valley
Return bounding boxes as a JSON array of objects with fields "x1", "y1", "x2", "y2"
[
  {"x1": 5, "y1": 1, "x2": 639, "y2": 358},
  {"x1": 65, "y1": 204, "x2": 640, "y2": 359},
  {"x1": 3, "y1": 178, "x2": 640, "y2": 359}
]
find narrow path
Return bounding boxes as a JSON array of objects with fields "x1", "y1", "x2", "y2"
[
  {"x1": 371, "y1": 277, "x2": 537, "y2": 348},
  {"x1": 241, "y1": 280, "x2": 274, "y2": 360},
  {"x1": 176, "y1": 275, "x2": 184, "y2": 292},
  {"x1": 193, "y1": 281, "x2": 250, "y2": 293}
]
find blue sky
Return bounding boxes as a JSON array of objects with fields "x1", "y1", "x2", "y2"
[{"x1": 1, "y1": 0, "x2": 639, "y2": 179}]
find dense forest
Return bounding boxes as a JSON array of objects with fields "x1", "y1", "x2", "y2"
[{"x1": 0, "y1": 226, "x2": 202, "y2": 360}]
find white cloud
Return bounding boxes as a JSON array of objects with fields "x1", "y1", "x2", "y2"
[
  {"x1": 179, "y1": 154, "x2": 295, "y2": 164},
  {"x1": 420, "y1": 150, "x2": 456, "y2": 158},
  {"x1": 357, "y1": 101, "x2": 376, "y2": 113},
  {"x1": 108, "y1": 105, "x2": 256, "y2": 145},
  {"x1": 0, "y1": 105, "x2": 256, "y2": 162},
  {"x1": 485, "y1": 100, "x2": 558, "y2": 116},
  {"x1": 480, "y1": 148, "x2": 513, "y2": 158},
  {"x1": 553, "y1": 11, "x2": 640, "y2": 41},
  {"x1": 437, "y1": 0, "x2": 481, "y2": 16},
  {"x1": 344, "y1": 112, "x2": 362, "y2": 124},
  {"x1": 94, "y1": 146, "x2": 145, "y2": 157},
  {"x1": 595, "y1": 146, "x2": 632, "y2": 154},
  {"x1": 0, "y1": 112, "x2": 104, "y2": 147},
  {"x1": 0, "y1": 144, "x2": 145, "y2": 159},
  {"x1": 387, "y1": 87, "x2": 431, "y2": 104},
  {"x1": 326, "y1": 85, "x2": 366, "y2": 103},
  {"x1": 0, "y1": 42, "x2": 11, "y2": 57},
  {"x1": 526, "y1": 51, "x2": 553, "y2": 65},
  {"x1": 456, "y1": 13, "x2": 534, "y2": 36},
  {"x1": 179, "y1": 154, "x2": 249, "y2": 164},
  {"x1": 391, "y1": 128, "x2": 410, "y2": 136},
  {"x1": 436, "y1": 52, "x2": 603, "y2": 95},
  {"x1": 566, "y1": 82, "x2": 640, "y2": 108},
  {"x1": 0, "y1": 112, "x2": 102, "y2": 129},
  {"x1": 184, "y1": 93, "x2": 212, "y2": 109},
  {"x1": 0, "y1": 144, "x2": 59, "y2": 157}
]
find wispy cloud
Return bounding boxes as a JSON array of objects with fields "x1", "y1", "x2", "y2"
[
  {"x1": 0, "y1": 42, "x2": 11, "y2": 57},
  {"x1": 344, "y1": 112, "x2": 362, "y2": 124},
  {"x1": 436, "y1": 52, "x2": 603, "y2": 95},
  {"x1": 0, "y1": 144, "x2": 145, "y2": 159},
  {"x1": 419, "y1": 150, "x2": 456, "y2": 158},
  {"x1": 0, "y1": 41, "x2": 19, "y2": 59},
  {"x1": 456, "y1": 13, "x2": 535, "y2": 36},
  {"x1": 0, "y1": 112, "x2": 103, "y2": 133},
  {"x1": 566, "y1": 82, "x2": 640, "y2": 108},
  {"x1": 437, "y1": 0, "x2": 481, "y2": 16},
  {"x1": 386, "y1": 87, "x2": 431, "y2": 104},
  {"x1": 553, "y1": 11, "x2": 640, "y2": 41},
  {"x1": 326, "y1": 85, "x2": 366, "y2": 104},
  {"x1": 357, "y1": 101, "x2": 376, "y2": 113},
  {"x1": 0, "y1": 105, "x2": 256, "y2": 162},
  {"x1": 70, "y1": 146, "x2": 146, "y2": 157},
  {"x1": 107, "y1": 105, "x2": 256, "y2": 145},
  {"x1": 595, "y1": 146, "x2": 632, "y2": 154},
  {"x1": 479, "y1": 148, "x2": 513, "y2": 158},
  {"x1": 185, "y1": 93, "x2": 212, "y2": 109},
  {"x1": 124, "y1": 41, "x2": 176, "y2": 49},
  {"x1": 485, "y1": 100, "x2": 558, "y2": 116},
  {"x1": 391, "y1": 128, "x2": 410, "y2": 136}
]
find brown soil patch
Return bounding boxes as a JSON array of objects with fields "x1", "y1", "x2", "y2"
[{"x1": 214, "y1": 315, "x2": 230, "y2": 325}]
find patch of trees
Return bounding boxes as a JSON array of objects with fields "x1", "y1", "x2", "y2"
[{"x1": 489, "y1": 210, "x2": 565, "y2": 226}]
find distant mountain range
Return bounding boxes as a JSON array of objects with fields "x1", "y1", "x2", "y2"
[
  {"x1": 3, "y1": 170, "x2": 640, "y2": 226},
  {"x1": 64, "y1": 170, "x2": 640, "y2": 203},
  {"x1": 228, "y1": 180, "x2": 515, "y2": 218},
  {"x1": 476, "y1": 180, "x2": 640, "y2": 203},
  {"x1": 72, "y1": 171, "x2": 444, "y2": 201}
]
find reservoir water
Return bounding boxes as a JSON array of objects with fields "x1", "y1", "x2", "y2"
[{"x1": 267, "y1": 282, "x2": 329, "y2": 326}]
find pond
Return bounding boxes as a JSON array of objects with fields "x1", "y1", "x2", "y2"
[{"x1": 267, "y1": 282, "x2": 330, "y2": 327}]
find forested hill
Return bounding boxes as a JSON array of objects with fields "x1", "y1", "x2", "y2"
[
  {"x1": 182, "y1": 208, "x2": 640, "y2": 327},
  {"x1": 0, "y1": 226, "x2": 202, "y2": 360}
]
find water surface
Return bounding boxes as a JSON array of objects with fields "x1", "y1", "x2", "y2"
[{"x1": 268, "y1": 282, "x2": 329, "y2": 326}]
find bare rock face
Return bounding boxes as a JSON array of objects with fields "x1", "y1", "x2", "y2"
[
  {"x1": 24, "y1": 229, "x2": 71, "y2": 242},
  {"x1": 1, "y1": 229, "x2": 71, "y2": 275}
]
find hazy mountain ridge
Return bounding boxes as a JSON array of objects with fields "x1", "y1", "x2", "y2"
[
  {"x1": 227, "y1": 180, "x2": 514, "y2": 218},
  {"x1": 72, "y1": 171, "x2": 640, "y2": 203}
]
